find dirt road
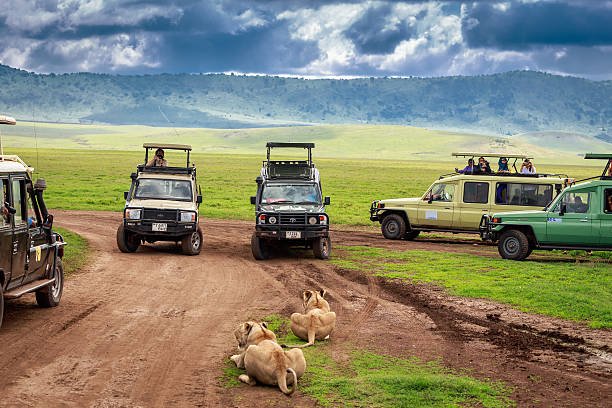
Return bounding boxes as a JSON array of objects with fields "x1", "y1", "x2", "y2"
[{"x1": 0, "y1": 211, "x2": 610, "y2": 407}]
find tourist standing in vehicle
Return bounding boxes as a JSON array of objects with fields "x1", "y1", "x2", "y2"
[
  {"x1": 478, "y1": 157, "x2": 492, "y2": 174},
  {"x1": 456, "y1": 159, "x2": 479, "y2": 174},
  {"x1": 146, "y1": 148, "x2": 168, "y2": 167},
  {"x1": 521, "y1": 160, "x2": 536, "y2": 174},
  {"x1": 498, "y1": 157, "x2": 510, "y2": 173}
]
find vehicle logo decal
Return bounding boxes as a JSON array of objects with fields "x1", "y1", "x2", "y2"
[
  {"x1": 35, "y1": 245, "x2": 42, "y2": 262},
  {"x1": 547, "y1": 217, "x2": 562, "y2": 223},
  {"x1": 290, "y1": 218, "x2": 297, "y2": 223},
  {"x1": 425, "y1": 210, "x2": 438, "y2": 220}
]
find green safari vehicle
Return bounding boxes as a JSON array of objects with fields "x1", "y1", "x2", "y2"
[{"x1": 481, "y1": 153, "x2": 612, "y2": 260}]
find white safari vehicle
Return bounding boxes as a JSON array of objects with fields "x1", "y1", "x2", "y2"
[{"x1": 117, "y1": 144, "x2": 203, "y2": 255}]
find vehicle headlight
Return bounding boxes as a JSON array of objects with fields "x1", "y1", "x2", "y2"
[
  {"x1": 126, "y1": 209, "x2": 141, "y2": 220},
  {"x1": 180, "y1": 211, "x2": 196, "y2": 222},
  {"x1": 308, "y1": 216, "x2": 317, "y2": 225},
  {"x1": 268, "y1": 216, "x2": 277, "y2": 224},
  {"x1": 319, "y1": 215, "x2": 327, "y2": 225}
]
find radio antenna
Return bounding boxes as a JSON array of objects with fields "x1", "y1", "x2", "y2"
[{"x1": 158, "y1": 106, "x2": 180, "y2": 139}]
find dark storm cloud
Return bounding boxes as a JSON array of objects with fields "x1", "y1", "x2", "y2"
[
  {"x1": 463, "y1": 1, "x2": 612, "y2": 49},
  {"x1": 345, "y1": 4, "x2": 414, "y2": 55}
]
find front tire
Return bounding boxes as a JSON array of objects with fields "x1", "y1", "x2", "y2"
[
  {"x1": 251, "y1": 232, "x2": 270, "y2": 260},
  {"x1": 381, "y1": 214, "x2": 406, "y2": 240},
  {"x1": 182, "y1": 227, "x2": 203, "y2": 255},
  {"x1": 313, "y1": 237, "x2": 331, "y2": 260},
  {"x1": 36, "y1": 258, "x2": 64, "y2": 307},
  {"x1": 117, "y1": 224, "x2": 140, "y2": 253},
  {"x1": 498, "y1": 230, "x2": 531, "y2": 260}
]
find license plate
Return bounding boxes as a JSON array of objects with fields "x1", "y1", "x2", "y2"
[
  {"x1": 152, "y1": 223, "x2": 167, "y2": 232},
  {"x1": 286, "y1": 231, "x2": 301, "y2": 239}
]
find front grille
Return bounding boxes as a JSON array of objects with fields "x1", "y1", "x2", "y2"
[
  {"x1": 143, "y1": 209, "x2": 178, "y2": 221},
  {"x1": 279, "y1": 213, "x2": 306, "y2": 225}
]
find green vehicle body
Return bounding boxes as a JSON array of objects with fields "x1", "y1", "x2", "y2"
[
  {"x1": 370, "y1": 172, "x2": 566, "y2": 240},
  {"x1": 482, "y1": 154, "x2": 612, "y2": 260}
]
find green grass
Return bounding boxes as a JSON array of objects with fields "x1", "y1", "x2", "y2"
[
  {"x1": 54, "y1": 226, "x2": 89, "y2": 276},
  {"x1": 333, "y1": 246, "x2": 612, "y2": 328},
  {"x1": 5, "y1": 148, "x2": 601, "y2": 225},
  {"x1": 221, "y1": 315, "x2": 513, "y2": 407}
]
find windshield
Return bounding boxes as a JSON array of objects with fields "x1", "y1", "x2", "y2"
[
  {"x1": 261, "y1": 183, "x2": 321, "y2": 205},
  {"x1": 134, "y1": 178, "x2": 192, "y2": 201}
]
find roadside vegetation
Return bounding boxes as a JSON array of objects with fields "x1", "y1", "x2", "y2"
[
  {"x1": 333, "y1": 246, "x2": 612, "y2": 329},
  {"x1": 54, "y1": 226, "x2": 89, "y2": 276},
  {"x1": 222, "y1": 314, "x2": 513, "y2": 407}
]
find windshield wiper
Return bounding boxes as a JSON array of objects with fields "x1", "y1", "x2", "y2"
[{"x1": 294, "y1": 201, "x2": 320, "y2": 205}]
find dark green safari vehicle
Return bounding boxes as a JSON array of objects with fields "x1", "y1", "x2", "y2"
[{"x1": 481, "y1": 153, "x2": 612, "y2": 260}]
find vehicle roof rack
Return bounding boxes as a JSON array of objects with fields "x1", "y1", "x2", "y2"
[
  {"x1": 0, "y1": 154, "x2": 34, "y2": 175},
  {"x1": 452, "y1": 152, "x2": 534, "y2": 173},
  {"x1": 0, "y1": 115, "x2": 16, "y2": 125},
  {"x1": 142, "y1": 142, "x2": 194, "y2": 171},
  {"x1": 584, "y1": 153, "x2": 612, "y2": 179},
  {"x1": 261, "y1": 142, "x2": 318, "y2": 182}
]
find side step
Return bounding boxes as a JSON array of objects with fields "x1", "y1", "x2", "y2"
[{"x1": 4, "y1": 278, "x2": 55, "y2": 299}]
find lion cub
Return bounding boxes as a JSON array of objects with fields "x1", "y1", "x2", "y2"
[
  {"x1": 230, "y1": 321, "x2": 306, "y2": 395},
  {"x1": 288, "y1": 289, "x2": 336, "y2": 348}
]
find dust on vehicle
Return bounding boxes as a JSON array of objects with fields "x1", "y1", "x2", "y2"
[
  {"x1": 370, "y1": 152, "x2": 568, "y2": 241},
  {"x1": 250, "y1": 142, "x2": 331, "y2": 260},
  {"x1": 0, "y1": 115, "x2": 66, "y2": 328},
  {"x1": 117, "y1": 143, "x2": 203, "y2": 255}
]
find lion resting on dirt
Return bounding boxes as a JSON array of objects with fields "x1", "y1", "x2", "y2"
[
  {"x1": 230, "y1": 321, "x2": 306, "y2": 395},
  {"x1": 288, "y1": 289, "x2": 336, "y2": 348}
]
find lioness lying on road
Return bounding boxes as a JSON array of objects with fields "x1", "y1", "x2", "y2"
[
  {"x1": 288, "y1": 289, "x2": 336, "y2": 348},
  {"x1": 230, "y1": 321, "x2": 306, "y2": 395}
]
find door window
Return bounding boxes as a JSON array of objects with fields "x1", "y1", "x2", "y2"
[
  {"x1": 425, "y1": 183, "x2": 455, "y2": 202},
  {"x1": 1, "y1": 179, "x2": 9, "y2": 226},
  {"x1": 554, "y1": 192, "x2": 591, "y2": 213},
  {"x1": 495, "y1": 183, "x2": 553, "y2": 206},
  {"x1": 463, "y1": 182, "x2": 489, "y2": 204},
  {"x1": 11, "y1": 179, "x2": 26, "y2": 225},
  {"x1": 604, "y1": 189, "x2": 612, "y2": 214}
]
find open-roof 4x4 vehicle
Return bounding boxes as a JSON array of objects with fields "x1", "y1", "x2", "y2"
[
  {"x1": 250, "y1": 142, "x2": 331, "y2": 260},
  {"x1": 117, "y1": 143, "x2": 203, "y2": 255},
  {"x1": 370, "y1": 153, "x2": 568, "y2": 240},
  {"x1": 482, "y1": 154, "x2": 612, "y2": 260},
  {"x1": 0, "y1": 115, "x2": 66, "y2": 328}
]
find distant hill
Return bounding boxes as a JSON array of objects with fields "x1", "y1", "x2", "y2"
[{"x1": 0, "y1": 64, "x2": 609, "y2": 134}]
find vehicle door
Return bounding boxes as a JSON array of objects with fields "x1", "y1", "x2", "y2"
[
  {"x1": 600, "y1": 188, "x2": 612, "y2": 246},
  {"x1": 8, "y1": 177, "x2": 29, "y2": 287},
  {"x1": 545, "y1": 188, "x2": 595, "y2": 245},
  {"x1": 0, "y1": 178, "x2": 12, "y2": 283},
  {"x1": 27, "y1": 181, "x2": 49, "y2": 281},
  {"x1": 457, "y1": 181, "x2": 490, "y2": 230},
  {"x1": 417, "y1": 182, "x2": 456, "y2": 228}
]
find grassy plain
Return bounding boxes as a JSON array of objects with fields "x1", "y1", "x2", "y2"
[
  {"x1": 5, "y1": 148, "x2": 601, "y2": 225},
  {"x1": 54, "y1": 226, "x2": 89, "y2": 276},
  {"x1": 3, "y1": 121, "x2": 607, "y2": 164},
  {"x1": 333, "y1": 246, "x2": 612, "y2": 328},
  {"x1": 222, "y1": 314, "x2": 512, "y2": 407}
]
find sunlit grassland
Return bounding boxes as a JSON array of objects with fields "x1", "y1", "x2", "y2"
[
  {"x1": 221, "y1": 314, "x2": 513, "y2": 407},
  {"x1": 7, "y1": 148, "x2": 601, "y2": 225},
  {"x1": 54, "y1": 226, "x2": 89, "y2": 276},
  {"x1": 333, "y1": 246, "x2": 612, "y2": 328},
  {"x1": 2, "y1": 121, "x2": 603, "y2": 164}
]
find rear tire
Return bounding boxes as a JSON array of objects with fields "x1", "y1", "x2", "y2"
[
  {"x1": 36, "y1": 258, "x2": 64, "y2": 308},
  {"x1": 313, "y1": 237, "x2": 331, "y2": 260},
  {"x1": 403, "y1": 230, "x2": 420, "y2": 240},
  {"x1": 381, "y1": 214, "x2": 406, "y2": 240},
  {"x1": 182, "y1": 227, "x2": 203, "y2": 255},
  {"x1": 498, "y1": 230, "x2": 531, "y2": 260},
  {"x1": 251, "y1": 232, "x2": 270, "y2": 260},
  {"x1": 117, "y1": 224, "x2": 140, "y2": 253}
]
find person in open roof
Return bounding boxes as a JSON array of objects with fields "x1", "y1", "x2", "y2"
[
  {"x1": 478, "y1": 156, "x2": 492, "y2": 174},
  {"x1": 497, "y1": 157, "x2": 510, "y2": 173},
  {"x1": 521, "y1": 159, "x2": 536, "y2": 174},
  {"x1": 146, "y1": 148, "x2": 168, "y2": 167},
  {"x1": 455, "y1": 158, "x2": 479, "y2": 174}
]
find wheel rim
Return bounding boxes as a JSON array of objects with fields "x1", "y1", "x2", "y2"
[
  {"x1": 50, "y1": 264, "x2": 62, "y2": 300},
  {"x1": 191, "y1": 232, "x2": 201, "y2": 251},
  {"x1": 386, "y1": 221, "x2": 398, "y2": 235},
  {"x1": 503, "y1": 237, "x2": 520, "y2": 256}
]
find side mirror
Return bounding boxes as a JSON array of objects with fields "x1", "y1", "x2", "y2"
[
  {"x1": 559, "y1": 203, "x2": 567, "y2": 216},
  {"x1": 196, "y1": 195, "x2": 203, "y2": 204},
  {"x1": 250, "y1": 196, "x2": 256, "y2": 205},
  {"x1": 324, "y1": 196, "x2": 331, "y2": 205},
  {"x1": 123, "y1": 191, "x2": 129, "y2": 200},
  {"x1": 130, "y1": 172, "x2": 137, "y2": 180}
]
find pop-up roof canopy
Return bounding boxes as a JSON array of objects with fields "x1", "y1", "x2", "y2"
[
  {"x1": 262, "y1": 142, "x2": 317, "y2": 181},
  {"x1": 0, "y1": 115, "x2": 16, "y2": 125},
  {"x1": 142, "y1": 143, "x2": 193, "y2": 171},
  {"x1": 584, "y1": 153, "x2": 612, "y2": 178},
  {"x1": 452, "y1": 152, "x2": 532, "y2": 160}
]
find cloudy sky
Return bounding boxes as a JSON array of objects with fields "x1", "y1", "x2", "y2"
[{"x1": 0, "y1": 0, "x2": 610, "y2": 79}]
